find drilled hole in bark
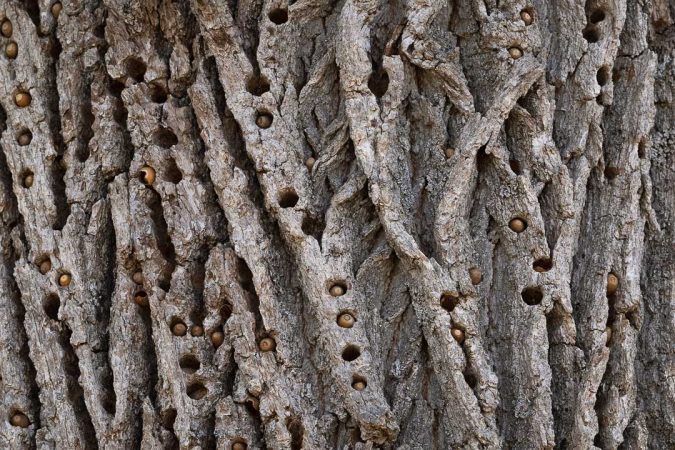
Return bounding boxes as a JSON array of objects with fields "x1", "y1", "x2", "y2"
[
  {"x1": 533, "y1": 258, "x2": 553, "y2": 272},
  {"x1": 638, "y1": 139, "x2": 647, "y2": 159},
  {"x1": 341, "y1": 345, "x2": 361, "y2": 361},
  {"x1": 231, "y1": 440, "x2": 248, "y2": 450},
  {"x1": 597, "y1": 66, "x2": 610, "y2": 86},
  {"x1": 109, "y1": 79, "x2": 125, "y2": 97},
  {"x1": 102, "y1": 393, "x2": 116, "y2": 414},
  {"x1": 328, "y1": 280, "x2": 347, "y2": 297},
  {"x1": 286, "y1": 416, "x2": 304, "y2": 450},
  {"x1": 161, "y1": 408, "x2": 177, "y2": 430},
  {"x1": 626, "y1": 309, "x2": 639, "y2": 328},
  {"x1": 16, "y1": 129, "x2": 32, "y2": 146},
  {"x1": 43, "y1": 294, "x2": 60, "y2": 320},
  {"x1": 125, "y1": 56, "x2": 147, "y2": 82},
  {"x1": 246, "y1": 75, "x2": 270, "y2": 96},
  {"x1": 509, "y1": 159, "x2": 522, "y2": 174},
  {"x1": 301, "y1": 215, "x2": 324, "y2": 246},
  {"x1": 153, "y1": 127, "x2": 178, "y2": 148},
  {"x1": 21, "y1": 170, "x2": 34, "y2": 188},
  {"x1": 521, "y1": 286, "x2": 543, "y2": 305},
  {"x1": 186, "y1": 382, "x2": 208, "y2": 400},
  {"x1": 179, "y1": 354, "x2": 200, "y2": 374},
  {"x1": 255, "y1": 111, "x2": 273, "y2": 128},
  {"x1": 36, "y1": 256, "x2": 52, "y2": 274},
  {"x1": 278, "y1": 188, "x2": 299, "y2": 208},
  {"x1": 368, "y1": 68, "x2": 389, "y2": 98},
  {"x1": 148, "y1": 82, "x2": 168, "y2": 103},
  {"x1": 268, "y1": 7, "x2": 288, "y2": 24},
  {"x1": 440, "y1": 292, "x2": 460, "y2": 312},
  {"x1": 590, "y1": 9, "x2": 605, "y2": 23},
  {"x1": 463, "y1": 371, "x2": 478, "y2": 389},
  {"x1": 583, "y1": 26, "x2": 600, "y2": 43},
  {"x1": 604, "y1": 166, "x2": 621, "y2": 180},
  {"x1": 164, "y1": 158, "x2": 183, "y2": 184}
]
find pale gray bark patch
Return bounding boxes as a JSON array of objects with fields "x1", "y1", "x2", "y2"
[{"x1": 0, "y1": 0, "x2": 672, "y2": 449}]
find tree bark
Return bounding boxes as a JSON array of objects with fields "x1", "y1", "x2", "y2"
[{"x1": 0, "y1": 0, "x2": 672, "y2": 449}]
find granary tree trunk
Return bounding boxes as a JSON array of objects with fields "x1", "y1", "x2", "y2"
[{"x1": 0, "y1": 0, "x2": 672, "y2": 448}]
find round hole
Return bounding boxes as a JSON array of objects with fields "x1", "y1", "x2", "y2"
[
  {"x1": 17, "y1": 130, "x2": 32, "y2": 146},
  {"x1": 43, "y1": 294, "x2": 60, "y2": 320},
  {"x1": 139, "y1": 166, "x2": 156, "y2": 185},
  {"x1": 255, "y1": 111, "x2": 273, "y2": 129},
  {"x1": 328, "y1": 281, "x2": 347, "y2": 297},
  {"x1": 583, "y1": 26, "x2": 600, "y2": 43},
  {"x1": 148, "y1": 82, "x2": 168, "y2": 103},
  {"x1": 520, "y1": 8, "x2": 534, "y2": 25},
  {"x1": 440, "y1": 292, "x2": 460, "y2": 312},
  {"x1": 268, "y1": 7, "x2": 288, "y2": 25},
  {"x1": 259, "y1": 337, "x2": 276, "y2": 352},
  {"x1": 590, "y1": 9, "x2": 605, "y2": 24},
  {"x1": 191, "y1": 325, "x2": 204, "y2": 337},
  {"x1": 125, "y1": 57, "x2": 147, "y2": 82},
  {"x1": 596, "y1": 66, "x2": 610, "y2": 86},
  {"x1": 153, "y1": 127, "x2": 178, "y2": 148},
  {"x1": 246, "y1": 75, "x2": 270, "y2": 96},
  {"x1": 6, "y1": 41, "x2": 18, "y2": 59},
  {"x1": 508, "y1": 47, "x2": 523, "y2": 59},
  {"x1": 163, "y1": 158, "x2": 183, "y2": 184},
  {"x1": 58, "y1": 272, "x2": 72, "y2": 287},
  {"x1": 509, "y1": 159, "x2": 522, "y2": 174},
  {"x1": 134, "y1": 290, "x2": 149, "y2": 306},
  {"x1": 179, "y1": 354, "x2": 200, "y2": 374},
  {"x1": 533, "y1": 258, "x2": 553, "y2": 272},
  {"x1": 341, "y1": 344, "x2": 361, "y2": 361},
  {"x1": 278, "y1": 188, "x2": 299, "y2": 208},
  {"x1": 351, "y1": 375, "x2": 367, "y2": 391},
  {"x1": 451, "y1": 327, "x2": 465, "y2": 344},
  {"x1": 367, "y1": 68, "x2": 389, "y2": 98},
  {"x1": 1, "y1": 20, "x2": 13, "y2": 38},
  {"x1": 463, "y1": 371, "x2": 478, "y2": 388},
  {"x1": 521, "y1": 286, "x2": 543, "y2": 305},
  {"x1": 604, "y1": 166, "x2": 621, "y2": 180},
  {"x1": 638, "y1": 139, "x2": 647, "y2": 159},
  {"x1": 186, "y1": 382, "x2": 208, "y2": 400}
]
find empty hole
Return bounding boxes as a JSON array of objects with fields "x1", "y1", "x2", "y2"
[
  {"x1": 590, "y1": 9, "x2": 605, "y2": 23},
  {"x1": 604, "y1": 166, "x2": 621, "y2": 179},
  {"x1": 179, "y1": 354, "x2": 200, "y2": 374},
  {"x1": 341, "y1": 345, "x2": 361, "y2": 362},
  {"x1": 521, "y1": 286, "x2": 544, "y2": 305},
  {"x1": 597, "y1": 66, "x2": 610, "y2": 86},
  {"x1": 440, "y1": 292, "x2": 460, "y2": 312},
  {"x1": 124, "y1": 57, "x2": 147, "y2": 82},
  {"x1": 583, "y1": 26, "x2": 600, "y2": 43},
  {"x1": 109, "y1": 79, "x2": 125, "y2": 97},
  {"x1": 463, "y1": 371, "x2": 478, "y2": 389},
  {"x1": 102, "y1": 393, "x2": 116, "y2": 414},
  {"x1": 43, "y1": 294, "x2": 60, "y2": 320},
  {"x1": 509, "y1": 159, "x2": 522, "y2": 174},
  {"x1": 164, "y1": 158, "x2": 182, "y2": 184},
  {"x1": 186, "y1": 382, "x2": 208, "y2": 400},
  {"x1": 268, "y1": 7, "x2": 288, "y2": 24},
  {"x1": 161, "y1": 408, "x2": 177, "y2": 430},
  {"x1": 148, "y1": 82, "x2": 168, "y2": 103},
  {"x1": 278, "y1": 188, "x2": 299, "y2": 208},
  {"x1": 533, "y1": 258, "x2": 553, "y2": 272},
  {"x1": 246, "y1": 75, "x2": 270, "y2": 96},
  {"x1": 638, "y1": 139, "x2": 647, "y2": 159},
  {"x1": 368, "y1": 68, "x2": 389, "y2": 98},
  {"x1": 626, "y1": 309, "x2": 639, "y2": 328},
  {"x1": 153, "y1": 127, "x2": 178, "y2": 148}
]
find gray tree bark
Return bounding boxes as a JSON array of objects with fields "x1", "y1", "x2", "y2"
[{"x1": 0, "y1": 0, "x2": 672, "y2": 449}]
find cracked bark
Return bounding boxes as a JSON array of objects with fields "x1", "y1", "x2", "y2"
[{"x1": 0, "y1": 0, "x2": 672, "y2": 449}]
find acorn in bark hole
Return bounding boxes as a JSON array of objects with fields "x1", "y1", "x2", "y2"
[
  {"x1": 22, "y1": 173, "x2": 33, "y2": 188},
  {"x1": 58, "y1": 273, "x2": 71, "y2": 287},
  {"x1": 606, "y1": 273, "x2": 619, "y2": 296},
  {"x1": 255, "y1": 112, "x2": 273, "y2": 128},
  {"x1": 134, "y1": 290, "x2": 148, "y2": 306},
  {"x1": 132, "y1": 270, "x2": 143, "y2": 284},
  {"x1": 509, "y1": 47, "x2": 523, "y2": 59},
  {"x1": 6, "y1": 41, "x2": 17, "y2": 59},
  {"x1": 329, "y1": 283, "x2": 346, "y2": 297},
  {"x1": 468, "y1": 267, "x2": 482, "y2": 285},
  {"x1": 337, "y1": 312, "x2": 355, "y2": 328},
  {"x1": 305, "y1": 157, "x2": 315, "y2": 171},
  {"x1": 9, "y1": 412, "x2": 29, "y2": 428},
  {"x1": 171, "y1": 321, "x2": 187, "y2": 336},
  {"x1": 210, "y1": 330, "x2": 224, "y2": 348},
  {"x1": 445, "y1": 147, "x2": 455, "y2": 159},
  {"x1": 259, "y1": 337, "x2": 276, "y2": 352},
  {"x1": 39, "y1": 259, "x2": 51, "y2": 274},
  {"x1": 232, "y1": 442, "x2": 247, "y2": 450},
  {"x1": 352, "y1": 379, "x2": 366, "y2": 391},
  {"x1": 509, "y1": 218, "x2": 527, "y2": 233},
  {"x1": 520, "y1": 10, "x2": 534, "y2": 25},
  {"x1": 140, "y1": 166, "x2": 156, "y2": 185},
  {"x1": 15, "y1": 91, "x2": 31, "y2": 107},
  {"x1": 1, "y1": 20, "x2": 12, "y2": 38},
  {"x1": 17, "y1": 131, "x2": 32, "y2": 146},
  {"x1": 191, "y1": 325, "x2": 204, "y2": 337},
  {"x1": 51, "y1": 2, "x2": 62, "y2": 18},
  {"x1": 451, "y1": 328, "x2": 465, "y2": 344}
]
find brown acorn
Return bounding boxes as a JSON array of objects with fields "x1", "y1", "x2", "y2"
[
  {"x1": 139, "y1": 166, "x2": 156, "y2": 185},
  {"x1": 329, "y1": 283, "x2": 346, "y2": 297},
  {"x1": 15, "y1": 91, "x2": 31, "y2": 108},
  {"x1": 210, "y1": 330, "x2": 224, "y2": 348},
  {"x1": 171, "y1": 321, "x2": 187, "y2": 336},
  {"x1": 337, "y1": 312, "x2": 355, "y2": 328},
  {"x1": 259, "y1": 337, "x2": 276, "y2": 352},
  {"x1": 509, "y1": 218, "x2": 527, "y2": 233},
  {"x1": 191, "y1": 325, "x2": 204, "y2": 337},
  {"x1": 232, "y1": 442, "x2": 248, "y2": 450},
  {"x1": 132, "y1": 270, "x2": 143, "y2": 284},
  {"x1": 255, "y1": 112, "x2": 273, "y2": 129},
  {"x1": 58, "y1": 272, "x2": 71, "y2": 287},
  {"x1": 451, "y1": 328, "x2": 465, "y2": 344},
  {"x1": 606, "y1": 273, "x2": 619, "y2": 296},
  {"x1": 9, "y1": 412, "x2": 29, "y2": 428},
  {"x1": 133, "y1": 291, "x2": 149, "y2": 306},
  {"x1": 22, "y1": 173, "x2": 33, "y2": 188},
  {"x1": 445, "y1": 147, "x2": 455, "y2": 159},
  {"x1": 305, "y1": 157, "x2": 315, "y2": 171},
  {"x1": 468, "y1": 267, "x2": 482, "y2": 285},
  {"x1": 51, "y1": 2, "x2": 63, "y2": 18},
  {"x1": 520, "y1": 10, "x2": 534, "y2": 25},
  {"x1": 6, "y1": 41, "x2": 18, "y2": 59},
  {"x1": 1, "y1": 20, "x2": 12, "y2": 38},
  {"x1": 352, "y1": 379, "x2": 366, "y2": 391},
  {"x1": 39, "y1": 259, "x2": 52, "y2": 274},
  {"x1": 509, "y1": 47, "x2": 523, "y2": 59}
]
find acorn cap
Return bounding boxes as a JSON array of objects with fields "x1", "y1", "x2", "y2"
[
  {"x1": 468, "y1": 267, "x2": 482, "y2": 285},
  {"x1": 9, "y1": 412, "x2": 29, "y2": 428},
  {"x1": 191, "y1": 325, "x2": 204, "y2": 337},
  {"x1": 39, "y1": 259, "x2": 52, "y2": 274},
  {"x1": 520, "y1": 10, "x2": 533, "y2": 25},
  {"x1": 259, "y1": 337, "x2": 275, "y2": 352},
  {"x1": 329, "y1": 284, "x2": 345, "y2": 297},
  {"x1": 255, "y1": 112, "x2": 272, "y2": 129},
  {"x1": 352, "y1": 380, "x2": 366, "y2": 391},
  {"x1": 58, "y1": 273, "x2": 71, "y2": 287},
  {"x1": 1, "y1": 20, "x2": 12, "y2": 38},
  {"x1": 451, "y1": 328, "x2": 465, "y2": 344},
  {"x1": 509, "y1": 47, "x2": 523, "y2": 59},
  {"x1": 232, "y1": 442, "x2": 247, "y2": 450},
  {"x1": 172, "y1": 322, "x2": 187, "y2": 336},
  {"x1": 337, "y1": 313, "x2": 355, "y2": 328},
  {"x1": 6, "y1": 41, "x2": 18, "y2": 59},
  {"x1": 211, "y1": 330, "x2": 224, "y2": 348}
]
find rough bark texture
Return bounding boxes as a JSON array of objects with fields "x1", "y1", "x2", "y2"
[{"x1": 0, "y1": 0, "x2": 672, "y2": 449}]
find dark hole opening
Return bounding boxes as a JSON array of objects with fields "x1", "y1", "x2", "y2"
[
  {"x1": 440, "y1": 292, "x2": 460, "y2": 312},
  {"x1": 186, "y1": 382, "x2": 208, "y2": 400},
  {"x1": 463, "y1": 371, "x2": 478, "y2": 389},
  {"x1": 179, "y1": 354, "x2": 201, "y2": 374},
  {"x1": 533, "y1": 258, "x2": 553, "y2": 272},
  {"x1": 509, "y1": 159, "x2": 522, "y2": 174},
  {"x1": 351, "y1": 374, "x2": 367, "y2": 390},
  {"x1": 604, "y1": 166, "x2": 621, "y2": 180},
  {"x1": 246, "y1": 75, "x2": 270, "y2": 96},
  {"x1": 43, "y1": 294, "x2": 60, "y2": 320},
  {"x1": 590, "y1": 9, "x2": 605, "y2": 23},
  {"x1": 125, "y1": 57, "x2": 147, "y2": 82},
  {"x1": 341, "y1": 345, "x2": 361, "y2": 362},
  {"x1": 278, "y1": 188, "x2": 299, "y2": 208},
  {"x1": 597, "y1": 66, "x2": 610, "y2": 86},
  {"x1": 583, "y1": 26, "x2": 600, "y2": 43},
  {"x1": 368, "y1": 68, "x2": 389, "y2": 98},
  {"x1": 148, "y1": 82, "x2": 168, "y2": 103},
  {"x1": 521, "y1": 286, "x2": 543, "y2": 305},
  {"x1": 153, "y1": 127, "x2": 178, "y2": 148},
  {"x1": 164, "y1": 158, "x2": 183, "y2": 184},
  {"x1": 268, "y1": 7, "x2": 288, "y2": 24}
]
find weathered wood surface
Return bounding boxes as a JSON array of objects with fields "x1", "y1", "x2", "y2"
[{"x1": 0, "y1": 0, "x2": 672, "y2": 448}]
